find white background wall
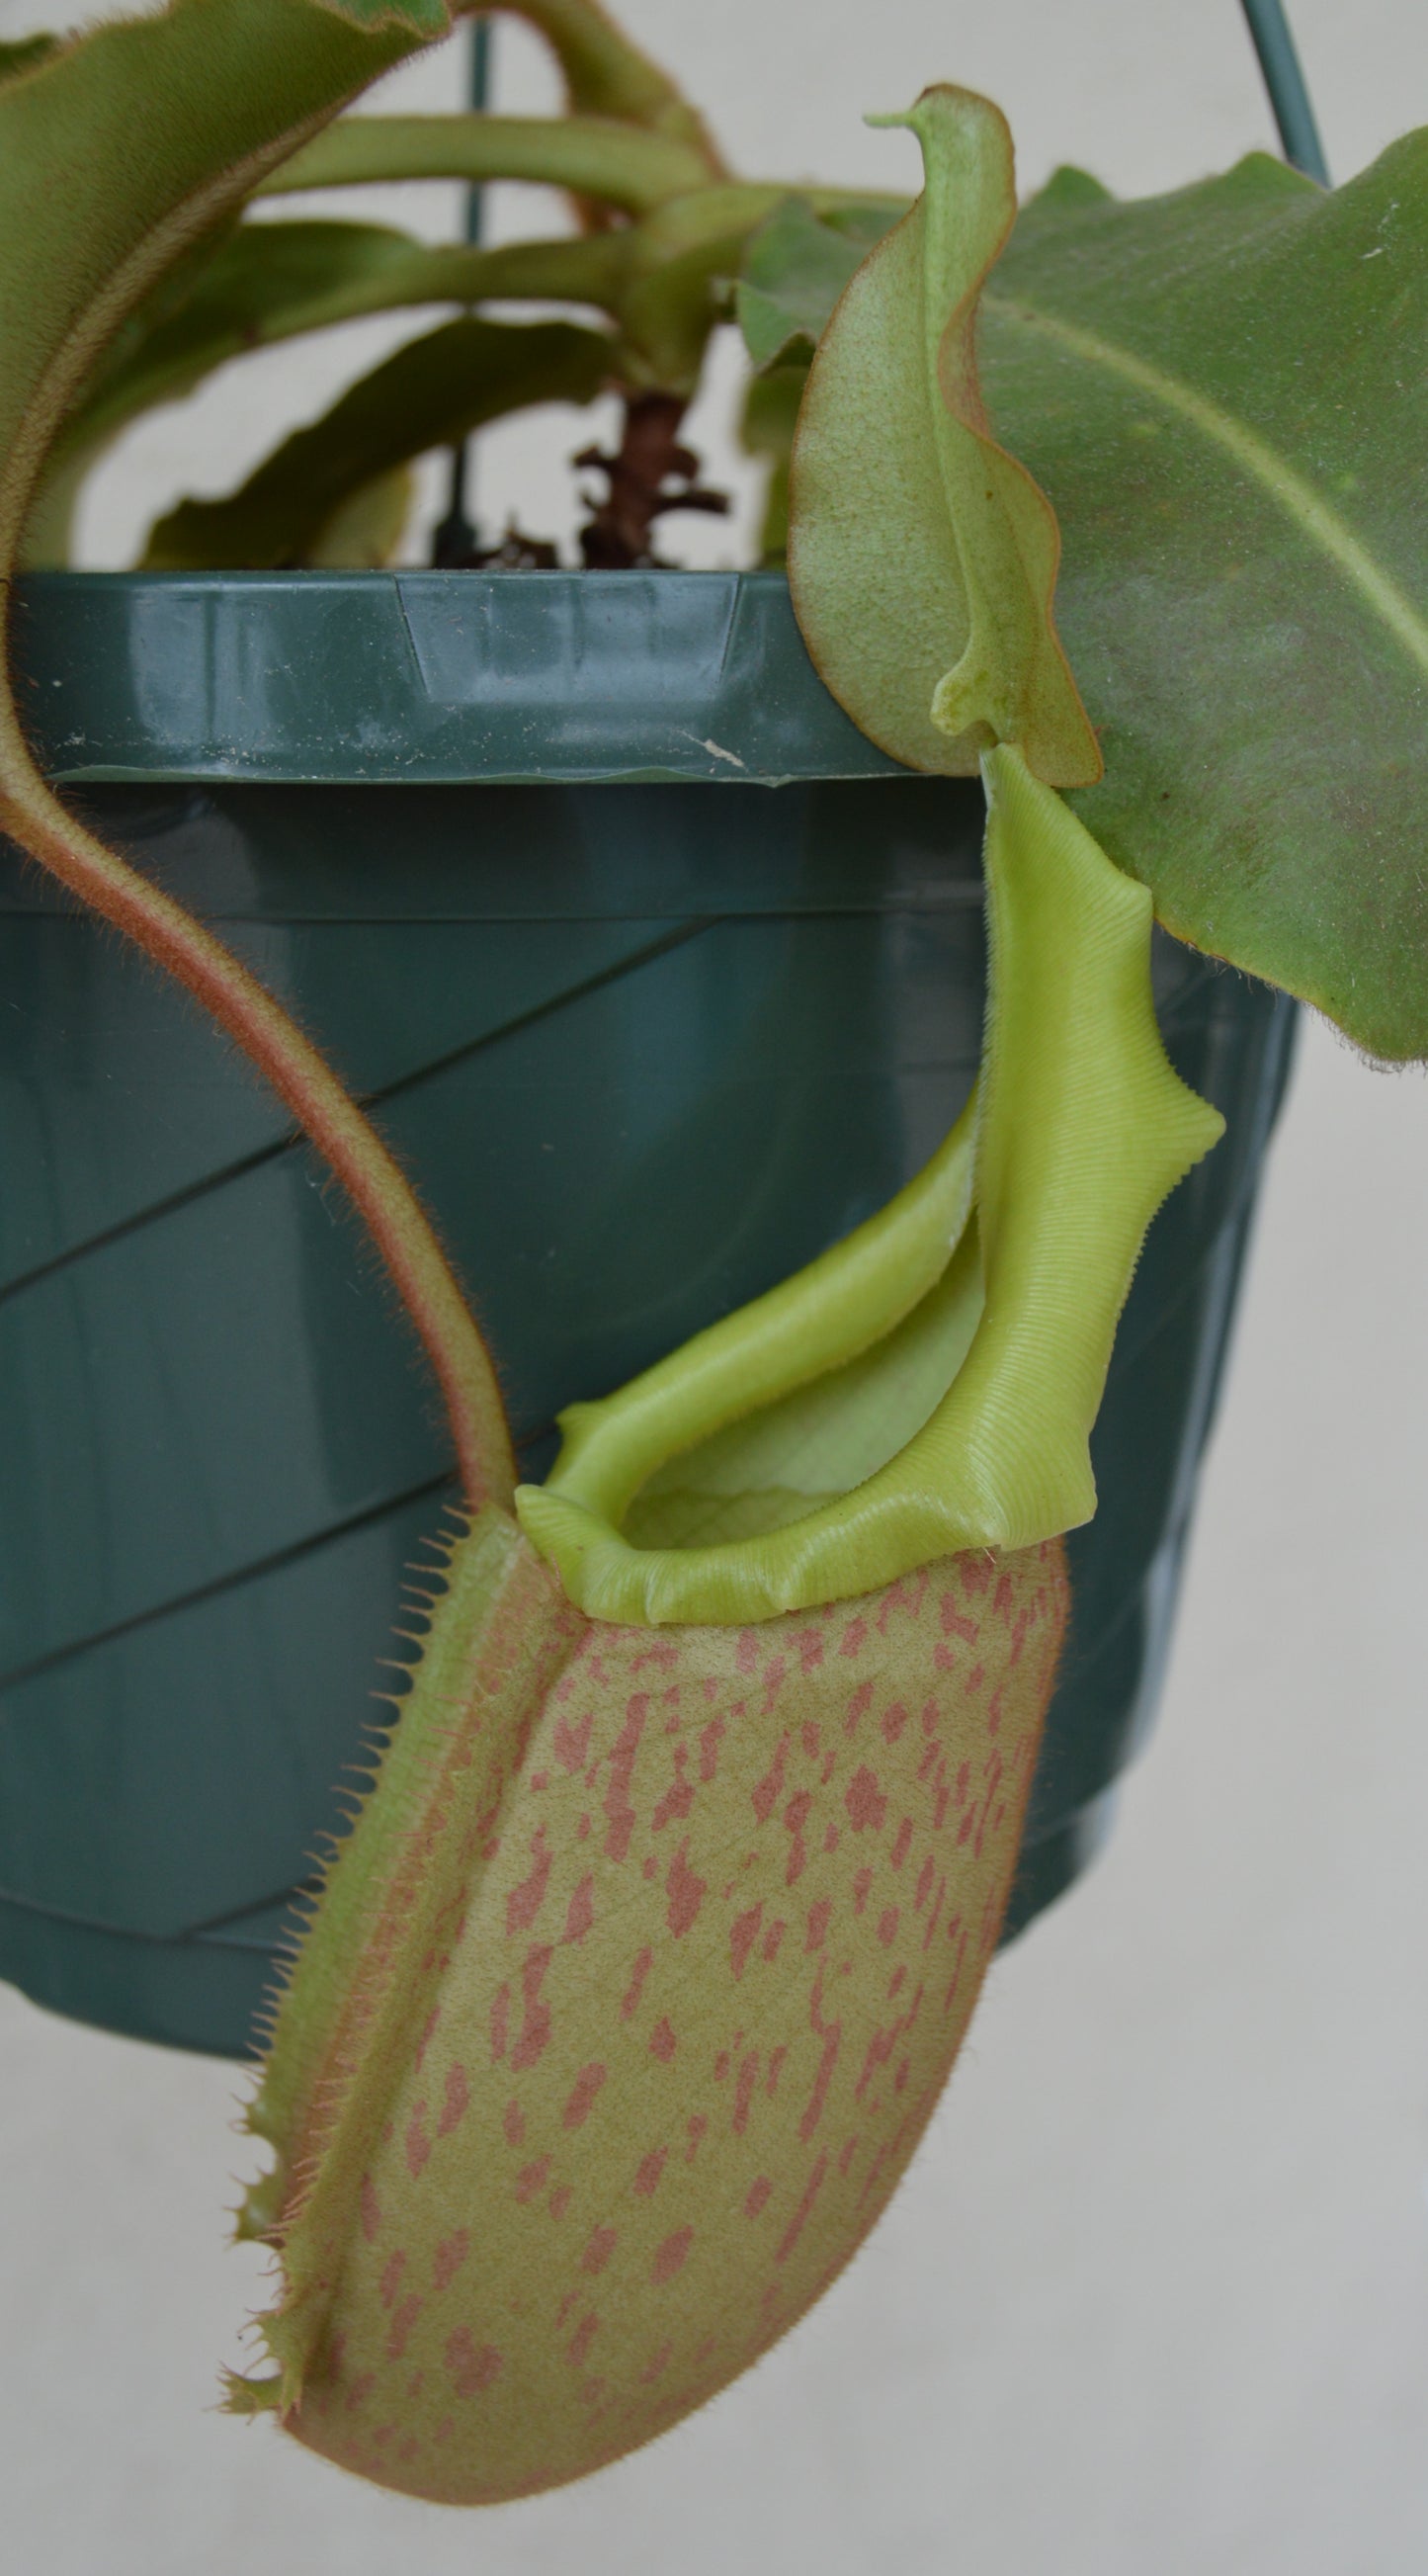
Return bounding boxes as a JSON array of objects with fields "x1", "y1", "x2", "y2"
[{"x1": 3, "y1": 2, "x2": 1428, "y2": 2568}]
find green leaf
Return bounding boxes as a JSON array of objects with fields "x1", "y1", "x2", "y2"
[
  {"x1": 975, "y1": 130, "x2": 1428, "y2": 1059},
  {"x1": 735, "y1": 193, "x2": 903, "y2": 372},
  {"x1": 788, "y1": 86, "x2": 1101, "y2": 789},
  {"x1": 27, "y1": 215, "x2": 626, "y2": 562},
  {"x1": 734, "y1": 170, "x2": 1103, "y2": 569},
  {"x1": 1014, "y1": 161, "x2": 1113, "y2": 231},
  {"x1": 606, "y1": 180, "x2": 788, "y2": 387},
  {"x1": 259, "y1": 109, "x2": 714, "y2": 213},
  {"x1": 609, "y1": 180, "x2": 903, "y2": 391},
  {"x1": 73, "y1": 218, "x2": 624, "y2": 448},
  {"x1": 141, "y1": 312, "x2": 610, "y2": 566},
  {"x1": 0, "y1": 0, "x2": 454, "y2": 577}
]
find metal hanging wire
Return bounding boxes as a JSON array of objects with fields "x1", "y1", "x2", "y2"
[{"x1": 1240, "y1": 0, "x2": 1329, "y2": 183}]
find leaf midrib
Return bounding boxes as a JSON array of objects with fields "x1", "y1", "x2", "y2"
[{"x1": 985, "y1": 289, "x2": 1428, "y2": 690}]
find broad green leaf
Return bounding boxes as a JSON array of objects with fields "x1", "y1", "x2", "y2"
[
  {"x1": 735, "y1": 193, "x2": 904, "y2": 372},
  {"x1": 28, "y1": 217, "x2": 625, "y2": 562},
  {"x1": 48, "y1": 177, "x2": 848, "y2": 556},
  {"x1": 260, "y1": 109, "x2": 714, "y2": 212},
  {"x1": 789, "y1": 87, "x2": 1101, "y2": 789},
  {"x1": 975, "y1": 131, "x2": 1428, "y2": 1059},
  {"x1": 70, "y1": 217, "x2": 624, "y2": 452},
  {"x1": 0, "y1": 0, "x2": 455, "y2": 580},
  {"x1": 142, "y1": 312, "x2": 610, "y2": 565},
  {"x1": 734, "y1": 168, "x2": 1106, "y2": 568},
  {"x1": 734, "y1": 165, "x2": 1106, "y2": 395}
]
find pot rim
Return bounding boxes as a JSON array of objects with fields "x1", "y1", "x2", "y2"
[{"x1": 13, "y1": 567, "x2": 915, "y2": 791}]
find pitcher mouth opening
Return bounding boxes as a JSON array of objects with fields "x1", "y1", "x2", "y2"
[{"x1": 516, "y1": 748, "x2": 1224, "y2": 1627}]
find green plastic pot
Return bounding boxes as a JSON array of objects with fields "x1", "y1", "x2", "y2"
[{"x1": 0, "y1": 569, "x2": 1294, "y2": 2058}]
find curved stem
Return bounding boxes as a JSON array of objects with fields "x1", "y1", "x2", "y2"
[
  {"x1": 0, "y1": 723, "x2": 516, "y2": 1512},
  {"x1": 0, "y1": 0, "x2": 520, "y2": 1513},
  {"x1": 492, "y1": 0, "x2": 729, "y2": 172},
  {"x1": 258, "y1": 113, "x2": 713, "y2": 215}
]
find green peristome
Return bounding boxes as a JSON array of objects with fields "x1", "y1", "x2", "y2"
[
  {"x1": 515, "y1": 750, "x2": 1222, "y2": 1625},
  {"x1": 142, "y1": 313, "x2": 611, "y2": 568},
  {"x1": 624, "y1": 1222, "x2": 986, "y2": 1551},
  {"x1": 788, "y1": 86, "x2": 1100, "y2": 790}
]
